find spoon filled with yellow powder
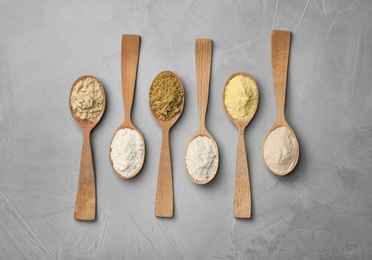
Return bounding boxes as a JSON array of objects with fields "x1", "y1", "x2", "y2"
[
  {"x1": 223, "y1": 73, "x2": 259, "y2": 219},
  {"x1": 69, "y1": 75, "x2": 106, "y2": 221},
  {"x1": 149, "y1": 71, "x2": 184, "y2": 218},
  {"x1": 263, "y1": 30, "x2": 299, "y2": 176}
]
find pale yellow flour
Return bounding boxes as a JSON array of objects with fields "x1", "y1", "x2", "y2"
[{"x1": 224, "y1": 75, "x2": 258, "y2": 120}]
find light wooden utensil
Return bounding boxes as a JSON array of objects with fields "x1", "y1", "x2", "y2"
[
  {"x1": 184, "y1": 39, "x2": 219, "y2": 184},
  {"x1": 263, "y1": 30, "x2": 299, "y2": 176},
  {"x1": 109, "y1": 34, "x2": 145, "y2": 179},
  {"x1": 69, "y1": 75, "x2": 106, "y2": 221},
  {"x1": 149, "y1": 71, "x2": 185, "y2": 218},
  {"x1": 223, "y1": 72, "x2": 259, "y2": 219}
]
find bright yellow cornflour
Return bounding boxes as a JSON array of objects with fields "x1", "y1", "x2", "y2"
[{"x1": 224, "y1": 75, "x2": 258, "y2": 120}]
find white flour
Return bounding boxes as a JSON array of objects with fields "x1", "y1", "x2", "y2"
[
  {"x1": 185, "y1": 136, "x2": 217, "y2": 181},
  {"x1": 110, "y1": 128, "x2": 144, "y2": 177},
  {"x1": 263, "y1": 126, "x2": 298, "y2": 174}
]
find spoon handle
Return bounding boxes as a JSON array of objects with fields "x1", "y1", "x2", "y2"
[
  {"x1": 122, "y1": 34, "x2": 140, "y2": 125},
  {"x1": 234, "y1": 128, "x2": 251, "y2": 218},
  {"x1": 195, "y1": 39, "x2": 212, "y2": 130},
  {"x1": 74, "y1": 128, "x2": 96, "y2": 220},
  {"x1": 271, "y1": 30, "x2": 291, "y2": 123},
  {"x1": 155, "y1": 129, "x2": 173, "y2": 217}
]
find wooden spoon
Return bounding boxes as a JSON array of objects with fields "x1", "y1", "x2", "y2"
[
  {"x1": 184, "y1": 39, "x2": 219, "y2": 184},
  {"x1": 223, "y1": 72, "x2": 259, "y2": 219},
  {"x1": 149, "y1": 71, "x2": 185, "y2": 218},
  {"x1": 69, "y1": 75, "x2": 106, "y2": 221},
  {"x1": 109, "y1": 34, "x2": 145, "y2": 179},
  {"x1": 263, "y1": 30, "x2": 299, "y2": 176}
]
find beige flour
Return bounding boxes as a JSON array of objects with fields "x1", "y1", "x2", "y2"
[
  {"x1": 70, "y1": 77, "x2": 104, "y2": 121},
  {"x1": 263, "y1": 126, "x2": 298, "y2": 174}
]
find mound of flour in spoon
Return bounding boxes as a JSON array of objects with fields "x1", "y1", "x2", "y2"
[
  {"x1": 263, "y1": 126, "x2": 298, "y2": 174},
  {"x1": 70, "y1": 77, "x2": 104, "y2": 121},
  {"x1": 110, "y1": 128, "x2": 144, "y2": 177},
  {"x1": 185, "y1": 136, "x2": 217, "y2": 181}
]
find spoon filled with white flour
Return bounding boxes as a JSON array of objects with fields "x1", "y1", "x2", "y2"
[
  {"x1": 184, "y1": 39, "x2": 219, "y2": 184},
  {"x1": 185, "y1": 135, "x2": 218, "y2": 182},
  {"x1": 109, "y1": 35, "x2": 145, "y2": 178}
]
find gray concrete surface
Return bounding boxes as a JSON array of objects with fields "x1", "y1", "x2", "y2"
[{"x1": 1, "y1": 0, "x2": 372, "y2": 259}]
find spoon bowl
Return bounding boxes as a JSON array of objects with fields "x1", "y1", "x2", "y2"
[
  {"x1": 69, "y1": 75, "x2": 106, "y2": 128},
  {"x1": 223, "y1": 72, "x2": 259, "y2": 219},
  {"x1": 263, "y1": 121, "x2": 299, "y2": 176},
  {"x1": 184, "y1": 132, "x2": 219, "y2": 185},
  {"x1": 109, "y1": 34, "x2": 145, "y2": 179},
  {"x1": 109, "y1": 123, "x2": 145, "y2": 179},
  {"x1": 149, "y1": 71, "x2": 184, "y2": 128},
  {"x1": 223, "y1": 72, "x2": 259, "y2": 128},
  {"x1": 69, "y1": 75, "x2": 106, "y2": 221},
  {"x1": 149, "y1": 71, "x2": 184, "y2": 218},
  {"x1": 184, "y1": 39, "x2": 219, "y2": 184}
]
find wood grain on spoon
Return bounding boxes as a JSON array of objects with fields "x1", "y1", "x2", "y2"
[
  {"x1": 184, "y1": 38, "x2": 219, "y2": 184},
  {"x1": 271, "y1": 30, "x2": 290, "y2": 125},
  {"x1": 69, "y1": 75, "x2": 106, "y2": 221},
  {"x1": 196, "y1": 38, "x2": 212, "y2": 133},
  {"x1": 121, "y1": 34, "x2": 140, "y2": 128}
]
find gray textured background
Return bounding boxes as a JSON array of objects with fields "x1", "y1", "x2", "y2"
[{"x1": 1, "y1": 0, "x2": 372, "y2": 259}]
